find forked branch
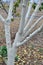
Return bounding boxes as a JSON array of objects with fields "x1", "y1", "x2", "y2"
[{"x1": 16, "y1": 24, "x2": 43, "y2": 47}]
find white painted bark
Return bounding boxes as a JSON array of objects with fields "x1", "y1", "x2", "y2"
[
  {"x1": 2, "y1": 1, "x2": 17, "y2": 65},
  {"x1": 13, "y1": 0, "x2": 28, "y2": 46},
  {"x1": 7, "y1": 0, "x2": 14, "y2": 20},
  {"x1": 4, "y1": 22, "x2": 11, "y2": 50},
  {"x1": 16, "y1": 24, "x2": 43, "y2": 47},
  {"x1": 25, "y1": 0, "x2": 34, "y2": 25},
  {"x1": 0, "y1": 15, "x2": 5, "y2": 22},
  {"x1": 24, "y1": 0, "x2": 41, "y2": 33},
  {"x1": 18, "y1": 0, "x2": 27, "y2": 34},
  {"x1": 7, "y1": 49, "x2": 14, "y2": 65},
  {"x1": 7, "y1": 46, "x2": 17, "y2": 65},
  {"x1": 22, "y1": 16, "x2": 43, "y2": 40},
  {"x1": 12, "y1": 0, "x2": 28, "y2": 63}
]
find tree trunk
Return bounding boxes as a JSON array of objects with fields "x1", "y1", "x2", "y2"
[{"x1": 7, "y1": 47, "x2": 17, "y2": 65}]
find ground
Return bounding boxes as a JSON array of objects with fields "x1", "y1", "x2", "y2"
[{"x1": 0, "y1": 7, "x2": 43, "y2": 65}]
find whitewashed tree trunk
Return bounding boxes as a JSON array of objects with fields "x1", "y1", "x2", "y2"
[
  {"x1": 7, "y1": 46, "x2": 17, "y2": 65},
  {"x1": 0, "y1": 0, "x2": 43, "y2": 65},
  {"x1": 4, "y1": 22, "x2": 11, "y2": 49}
]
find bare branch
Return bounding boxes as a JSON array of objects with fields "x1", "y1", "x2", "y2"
[
  {"x1": 7, "y1": 0, "x2": 14, "y2": 20},
  {"x1": 16, "y1": 24, "x2": 43, "y2": 47},
  {"x1": 25, "y1": 0, "x2": 34, "y2": 26},
  {"x1": 24, "y1": 0, "x2": 41, "y2": 33},
  {"x1": 18, "y1": 0, "x2": 27, "y2": 34},
  {"x1": 22, "y1": 16, "x2": 43, "y2": 40}
]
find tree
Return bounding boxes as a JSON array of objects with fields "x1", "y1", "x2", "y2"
[{"x1": 0, "y1": 0, "x2": 43, "y2": 65}]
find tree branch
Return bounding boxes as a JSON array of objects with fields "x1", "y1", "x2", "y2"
[
  {"x1": 22, "y1": 16, "x2": 43, "y2": 40},
  {"x1": 18, "y1": 0, "x2": 27, "y2": 34},
  {"x1": 24, "y1": 0, "x2": 41, "y2": 33},
  {"x1": 16, "y1": 24, "x2": 43, "y2": 47},
  {"x1": 25, "y1": 0, "x2": 34, "y2": 26},
  {"x1": 7, "y1": 0, "x2": 14, "y2": 20}
]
